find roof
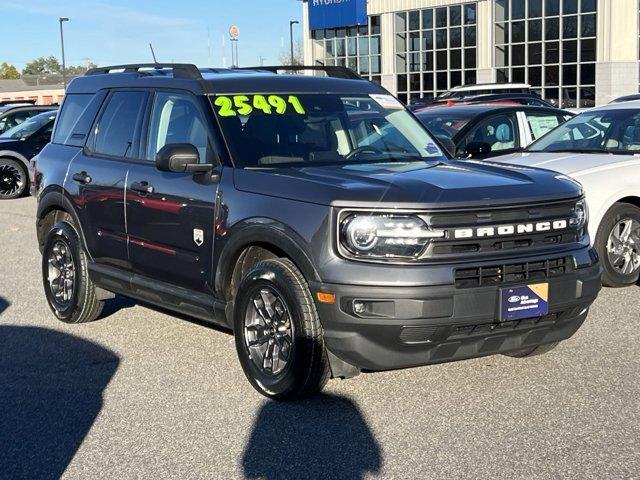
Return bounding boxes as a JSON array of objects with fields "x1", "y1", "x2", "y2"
[
  {"x1": 589, "y1": 99, "x2": 640, "y2": 111},
  {"x1": 448, "y1": 83, "x2": 531, "y2": 92},
  {"x1": 67, "y1": 65, "x2": 386, "y2": 96},
  {"x1": 414, "y1": 103, "x2": 566, "y2": 117}
]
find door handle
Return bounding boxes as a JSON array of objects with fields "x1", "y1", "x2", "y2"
[
  {"x1": 72, "y1": 171, "x2": 92, "y2": 184},
  {"x1": 130, "y1": 181, "x2": 154, "y2": 194}
]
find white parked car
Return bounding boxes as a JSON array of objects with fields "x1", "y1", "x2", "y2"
[{"x1": 494, "y1": 100, "x2": 640, "y2": 288}]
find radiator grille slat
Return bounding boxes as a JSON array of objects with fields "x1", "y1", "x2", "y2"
[{"x1": 454, "y1": 257, "x2": 571, "y2": 288}]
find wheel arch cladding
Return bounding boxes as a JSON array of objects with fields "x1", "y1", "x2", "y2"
[
  {"x1": 36, "y1": 190, "x2": 89, "y2": 256},
  {"x1": 215, "y1": 222, "x2": 322, "y2": 302},
  {"x1": 0, "y1": 151, "x2": 29, "y2": 170}
]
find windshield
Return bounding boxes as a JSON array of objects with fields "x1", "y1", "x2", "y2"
[
  {"x1": 527, "y1": 109, "x2": 640, "y2": 154},
  {"x1": 0, "y1": 111, "x2": 55, "y2": 140},
  {"x1": 415, "y1": 111, "x2": 474, "y2": 139},
  {"x1": 212, "y1": 93, "x2": 445, "y2": 168}
]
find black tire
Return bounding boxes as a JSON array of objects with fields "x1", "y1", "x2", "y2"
[
  {"x1": 594, "y1": 202, "x2": 640, "y2": 287},
  {"x1": 0, "y1": 157, "x2": 28, "y2": 199},
  {"x1": 42, "y1": 219, "x2": 104, "y2": 324},
  {"x1": 234, "y1": 258, "x2": 330, "y2": 400},
  {"x1": 503, "y1": 342, "x2": 559, "y2": 358}
]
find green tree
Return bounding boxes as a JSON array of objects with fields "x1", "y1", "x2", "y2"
[
  {"x1": 66, "y1": 62, "x2": 97, "y2": 75},
  {"x1": 0, "y1": 62, "x2": 20, "y2": 79},
  {"x1": 22, "y1": 56, "x2": 62, "y2": 75}
]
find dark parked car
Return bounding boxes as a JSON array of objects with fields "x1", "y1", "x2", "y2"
[
  {"x1": 415, "y1": 104, "x2": 573, "y2": 159},
  {"x1": 0, "y1": 101, "x2": 57, "y2": 135},
  {"x1": 0, "y1": 110, "x2": 56, "y2": 199},
  {"x1": 33, "y1": 64, "x2": 601, "y2": 400}
]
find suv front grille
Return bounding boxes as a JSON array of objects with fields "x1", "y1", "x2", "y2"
[
  {"x1": 454, "y1": 257, "x2": 572, "y2": 288},
  {"x1": 420, "y1": 199, "x2": 584, "y2": 261}
]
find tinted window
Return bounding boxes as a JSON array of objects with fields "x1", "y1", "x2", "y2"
[
  {"x1": 147, "y1": 92, "x2": 210, "y2": 162},
  {"x1": 52, "y1": 94, "x2": 92, "y2": 144},
  {"x1": 460, "y1": 113, "x2": 519, "y2": 154},
  {"x1": 93, "y1": 91, "x2": 147, "y2": 158},
  {"x1": 0, "y1": 110, "x2": 32, "y2": 134}
]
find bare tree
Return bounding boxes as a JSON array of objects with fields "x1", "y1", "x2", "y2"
[{"x1": 278, "y1": 40, "x2": 304, "y2": 66}]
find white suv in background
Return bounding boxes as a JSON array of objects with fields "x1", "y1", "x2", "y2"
[{"x1": 494, "y1": 100, "x2": 640, "y2": 288}]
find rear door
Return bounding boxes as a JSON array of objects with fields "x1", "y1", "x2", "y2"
[
  {"x1": 66, "y1": 90, "x2": 149, "y2": 268},
  {"x1": 125, "y1": 90, "x2": 219, "y2": 293}
]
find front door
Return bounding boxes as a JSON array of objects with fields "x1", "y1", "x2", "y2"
[
  {"x1": 125, "y1": 91, "x2": 219, "y2": 293},
  {"x1": 67, "y1": 90, "x2": 149, "y2": 268}
]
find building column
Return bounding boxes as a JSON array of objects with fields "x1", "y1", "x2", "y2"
[
  {"x1": 380, "y1": 12, "x2": 397, "y2": 94},
  {"x1": 596, "y1": 0, "x2": 639, "y2": 104},
  {"x1": 475, "y1": 0, "x2": 494, "y2": 83}
]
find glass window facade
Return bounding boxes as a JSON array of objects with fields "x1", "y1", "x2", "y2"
[
  {"x1": 311, "y1": 16, "x2": 382, "y2": 84},
  {"x1": 395, "y1": 3, "x2": 478, "y2": 104},
  {"x1": 495, "y1": 0, "x2": 597, "y2": 108}
]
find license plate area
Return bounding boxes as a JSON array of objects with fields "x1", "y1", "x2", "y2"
[{"x1": 499, "y1": 283, "x2": 549, "y2": 322}]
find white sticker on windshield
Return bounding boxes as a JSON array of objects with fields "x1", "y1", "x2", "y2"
[{"x1": 369, "y1": 94, "x2": 404, "y2": 110}]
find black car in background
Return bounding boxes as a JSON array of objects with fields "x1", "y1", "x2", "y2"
[
  {"x1": 0, "y1": 101, "x2": 57, "y2": 135},
  {"x1": 415, "y1": 104, "x2": 573, "y2": 159},
  {"x1": 0, "y1": 110, "x2": 57, "y2": 199}
]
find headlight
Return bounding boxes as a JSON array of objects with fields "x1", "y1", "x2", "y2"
[
  {"x1": 340, "y1": 213, "x2": 445, "y2": 260},
  {"x1": 570, "y1": 199, "x2": 588, "y2": 229}
]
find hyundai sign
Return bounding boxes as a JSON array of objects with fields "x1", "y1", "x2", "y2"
[{"x1": 308, "y1": 0, "x2": 368, "y2": 30}]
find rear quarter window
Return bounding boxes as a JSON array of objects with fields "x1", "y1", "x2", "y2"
[{"x1": 52, "y1": 94, "x2": 95, "y2": 146}]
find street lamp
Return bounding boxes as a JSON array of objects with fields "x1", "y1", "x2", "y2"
[
  {"x1": 289, "y1": 20, "x2": 299, "y2": 66},
  {"x1": 59, "y1": 17, "x2": 69, "y2": 90}
]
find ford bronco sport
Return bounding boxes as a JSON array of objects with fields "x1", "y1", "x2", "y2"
[{"x1": 34, "y1": 64, "x2": 602, "y2": 400}]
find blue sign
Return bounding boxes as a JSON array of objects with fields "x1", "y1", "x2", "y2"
[
  {"x1": 499, "y1": 283, "x2": 549, "y2": 321},
  {"x1": 308, "y1": 0, "x2": 368, "y2": 30}
]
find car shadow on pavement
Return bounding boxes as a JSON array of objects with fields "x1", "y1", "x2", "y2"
[
  {"x1": 0, "y1": 325, "x2": 119, "y2": 480},
  {"x1": 242, "y1": 393, "x2": 382, "y2": 480},
  {"x1": 99, "y1": 294, "x2": 138, "y2": 319},
  {"x1": 0, "y1": 296, "x2": 8, "y2": 315}
]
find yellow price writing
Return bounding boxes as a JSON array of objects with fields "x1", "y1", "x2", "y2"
[{"x1": 214, "y1": 94, "x2": 306, "y2": 117}]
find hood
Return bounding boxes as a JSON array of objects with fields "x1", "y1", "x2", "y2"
[
  {"x1": 233, "y1": 160, "x2": 582, "y2": 209},
  {"x1": 493, "y1": 151, "x2": 640, "y2": 177}
]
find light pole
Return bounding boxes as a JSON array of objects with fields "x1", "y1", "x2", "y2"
[
  {"x1": 59, "y1": 17, "x2": 69, "y2": 90},
  {"x1": 289, "y1": 20, "x2": 299, "y2": 66}
]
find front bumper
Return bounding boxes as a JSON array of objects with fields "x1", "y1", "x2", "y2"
[{"x1": 311, "y1": 259, "x2": 602, "y2": 375}]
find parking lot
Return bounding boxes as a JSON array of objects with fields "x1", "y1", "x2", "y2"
[{"x1": 0, "y1": 196, "x2": 638, "y2": 479}]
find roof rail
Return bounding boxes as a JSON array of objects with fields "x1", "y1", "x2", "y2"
[
  {"x1": 85, "y1": 63, "x2": 203, "y2": 80},
  {"x1": 240, "y1": 65, "x2": 362, "y2": 80}
]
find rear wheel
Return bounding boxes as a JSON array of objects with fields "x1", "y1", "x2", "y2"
[
  {"x1": 42, "y1": 219, "x2": 104, "y2": 323},
  {"x1": 595, "y1": 203, "x2": 640, "y2": 287},
  {"x1": 0, "y1": 158, "x2": 27, "y2": 199},
  {"x1": 234, "y1": 258, "x2": 330, "y2": 400}
]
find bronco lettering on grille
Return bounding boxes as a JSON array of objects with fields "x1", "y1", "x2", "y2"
[{"x1": 453, "y1": 220, "x2": 568, "y2": 239}]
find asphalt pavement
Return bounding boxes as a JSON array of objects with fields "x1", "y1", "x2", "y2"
[{"x1": 0, "y1": 197, "x2": 638, "y2": 480}]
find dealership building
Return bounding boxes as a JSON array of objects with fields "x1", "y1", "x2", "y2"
[{"x1": 301, "y1": 0, "x2": 640, "y2": 108}]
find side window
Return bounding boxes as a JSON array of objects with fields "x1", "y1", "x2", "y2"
[
  {"x1": 93, "y1": 91, "x2": 147, "y2": 158},
  {"x1": 525, "y1": 112, "x2": 563, "y2": 140},
  {"x1": 147, "y1": 92, "x2": 210, "y2": 163},
  {"x1": 52, "y1": 94, "x2": 93, "y2": 144},
  {"x1": 0, "y1": 111, "x2": 31, "y2": 134},
  {"x1": 460, "y1": 113, "x2": 519, "y2": 154}
]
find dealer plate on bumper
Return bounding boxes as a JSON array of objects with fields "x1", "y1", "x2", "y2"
[{"x1": 499, "y1": 283, "x2": 549, "y2": 321}]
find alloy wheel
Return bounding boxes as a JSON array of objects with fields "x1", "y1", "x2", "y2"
[
  {"x1": 0, "y1": 163, "x2": 24, "y2": 197},
  {"x1": 244, "y1": 287, "x2": 294, "y2": 376},
  {"x1": 606, "y1": 218, "x2": 640, "y2": 275},
  {"x1": 47, "y1": 240, "x2": 76, "y2": 308}
]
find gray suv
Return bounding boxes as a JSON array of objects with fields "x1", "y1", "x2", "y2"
[{"x1": 33, "y1": 64, "x2": 602, "y2": 400}]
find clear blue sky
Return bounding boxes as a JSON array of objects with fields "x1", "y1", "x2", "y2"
[{"x1": 1, "y1": 0, "x2": 303, "y2": 70}]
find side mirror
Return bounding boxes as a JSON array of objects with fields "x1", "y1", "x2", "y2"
[
  {"x1": 465, "y1": 141, "x2": 492, "y2": 158},
  {"x1": 156, "y1": 143, "x2": 213, "y2": 173}
]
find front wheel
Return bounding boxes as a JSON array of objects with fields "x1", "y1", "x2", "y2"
[
  {"x1": 233, "y1": 258, "x2": 330, "y2": 400},
  {"x1": 595, "y1": 203, "x2": 640, "y2": 287},
  {"x1": 42, "y1": 220, "x2": 104, "y2": 323}
]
